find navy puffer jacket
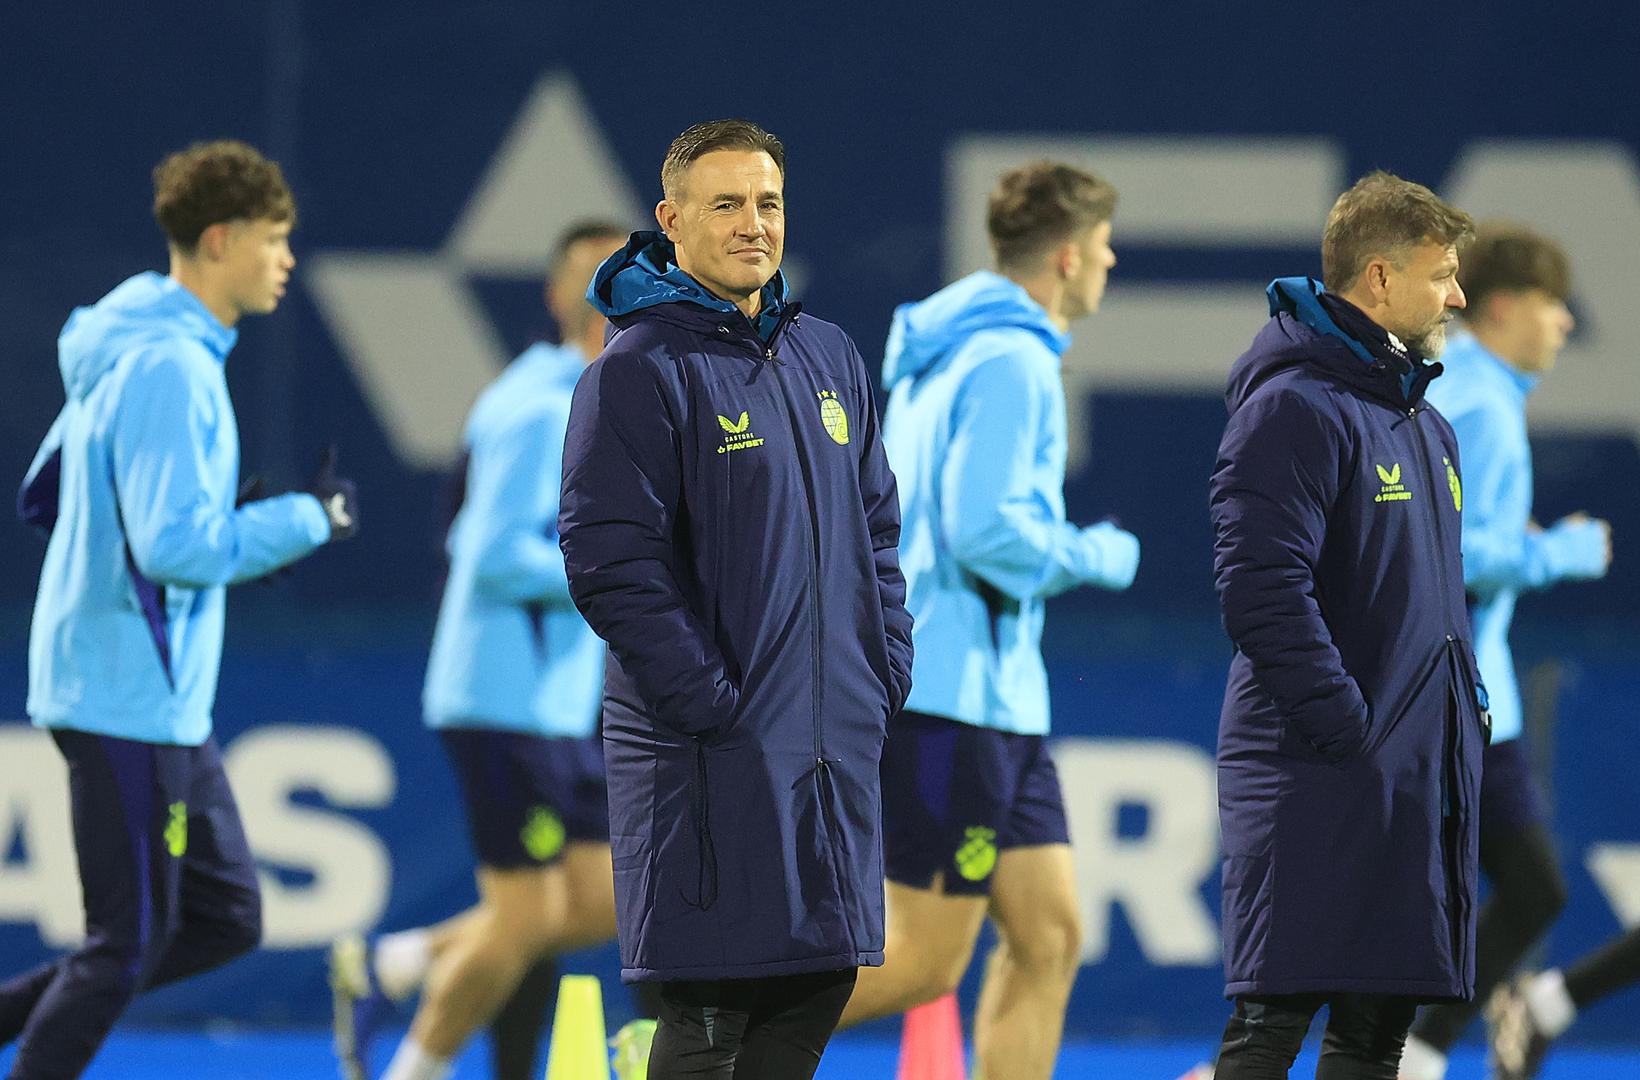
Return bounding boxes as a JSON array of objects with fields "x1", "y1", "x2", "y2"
[
  {"x1": 1210, "y1": 278, "x2": 1485, "y2": 1001},
  {"x1": 560, "y1": 234, "x2": 914, "y2": 982}
]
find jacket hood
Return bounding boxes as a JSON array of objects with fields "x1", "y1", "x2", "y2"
[
  {"x1": 1226, "y1": 276, "x2": 1441, "y2": 415},
  {"x1": 57, "y1": 272, "x2": 236, "y2": 400},
  {"x1": 881, "y1": 270, "x2": 1069, "y2": 389},
  {"x1": 587, "y1": 230, "x2": 789, "y2": 332}
]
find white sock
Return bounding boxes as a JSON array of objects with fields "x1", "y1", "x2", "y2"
[
  {"x1": 380, "y1": 1039, "x2": 452, "y2": 1080},
  {"x1": 1524, "y1": 968, "x2": 1576, "y2": 1039},
  {"x1": 1397, "y1": 1033, "x2": 1448, "y2": 1080},
  {"x1": 373, "y1": 929, "x2": 432, "y2": 1001}
]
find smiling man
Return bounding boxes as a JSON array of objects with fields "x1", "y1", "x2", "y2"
[
  {"x1": 5, "y1": 140, "x2": 357, "y2": 1080},
  {"x1": 1209, "y1": 172, "x2": 1482, "y2": 1078},
  {"x1": 559, "y1": 120, "x2": 913, "y2": 1079}
]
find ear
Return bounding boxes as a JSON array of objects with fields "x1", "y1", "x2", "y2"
[
  {"x1": 1054, "y1": 238, "x2": 1080, "y2": 279},
  {"x1": 655, "y1": 199, "x2": 680, "y2": 242},
  {"x1": 1361, "y1": 257, "x2": 1393, "y2": 302},
  {"x1": 196, "y1": 221, "x2": 232, "y2": 262}
]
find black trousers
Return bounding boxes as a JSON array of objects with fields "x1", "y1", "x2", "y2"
[
  {"x1": 1411, "y1": 821, "x2": 1566, "y2": 1050},
  {"x1": 1215, "y1": 993, "x2": 1419, "y2": 1079},
  {"x1": 647, "y1": 968, "x2": 857, "y2": 1079}
]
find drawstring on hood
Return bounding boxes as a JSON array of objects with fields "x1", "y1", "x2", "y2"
[{"x1": 881, "y1": 270, "x2": 1069, "y2": 389}]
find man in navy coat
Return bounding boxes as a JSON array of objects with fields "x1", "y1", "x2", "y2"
[
  {"x1": 559, "y1": 119, "x2": 913, "y2": 1080},
  {"x1": 1209, "y1": 172, "x2": 1483, "y2": 1079}
]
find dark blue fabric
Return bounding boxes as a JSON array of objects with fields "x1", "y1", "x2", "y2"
[
  {"x1": 880, "y1": 710, "x2": 1069, "y2": 896},
  {"x1": 560, "y1": 246, "x2": 914, "y2": 982},
  {"x1": 1210, "y1": 293, "x2": 1485, "y2": 1001},
  {"x1": 1478, "y1": 736, "x2": 1548, "y2": 837},
  {"x1": 3, "y1": 733, "x2": 260, "y2": 1079},
  {"x1": 438, "y1": 729, "x2": 609, "y2": 868},
  {"x1": 16, "y1": 445, "x2": 60, "y2": 538}
]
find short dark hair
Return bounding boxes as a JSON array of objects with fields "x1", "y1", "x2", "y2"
[
  {"x1": 152, "y1": 140, "x2": 295, "y2": 253},
  {"x1": 661, "y1": 119, "x2": 785, "y2": 199},
  {"x1": 1322, "y1": 171, "x2": 1474, "y2": 290},
  {"x1": 987, "y1": 161, "x2": 1118, "y2": 272},
  {"x1": 551, "y1": 219, "x2": 628, "y2": 277},
  {"x1": 1458, "y1": 221, "x2": 1572, "y2": 316}
]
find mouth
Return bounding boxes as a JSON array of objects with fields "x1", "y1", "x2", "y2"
[{"x1": 729, "y1": 248, "x2": 769, "y2": 261}]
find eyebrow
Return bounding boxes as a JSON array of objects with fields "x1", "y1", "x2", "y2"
[{"x1": 706, "y1": 191, "x2": 784, "y2": 203}]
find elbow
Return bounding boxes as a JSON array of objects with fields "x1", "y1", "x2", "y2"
[{"x1": 129, "y1": 541, "x2": 221, "y2": 590}]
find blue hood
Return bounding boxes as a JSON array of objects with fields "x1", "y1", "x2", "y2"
[
  {"x1": 881, "y1": 270, "x2": 1069, "y2": 389},
  {"x1": 57, "y1": 271, "x2": 235, "y2": 400},
  {"x1": 588, "y1": 230, "x2": 789, "y2": 339},
  {"x1": 1265, "y1": 276, "x2": 1376, "y2": 366}
]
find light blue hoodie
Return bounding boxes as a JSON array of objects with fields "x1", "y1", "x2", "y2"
[
  {"x1": 882, "y1": 271, "x2": 1140, "y2": 735},
  {"x1": 423, "y1": 342, "x2": 604, "y2": 737},
  {"x1": 1424, "y1": 331, "x2": 1608, "y2": 743},
  {"x1": 25, "y1": 272, "x2": 332, "y2": 745}
]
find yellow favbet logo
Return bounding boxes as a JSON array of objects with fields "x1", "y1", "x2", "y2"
[
  {"x1": 1374, "y1": 462, "x2": 1412, "y2": 504},
  {"x1": 164, "y1": 801, "x2": 188, "y2": 858},
  {"x1": 521, "y1": 806, "x2": 567, "y2": 862},
  {"x1": 954, "y1": 826, "x2": 999, "y2": 882}
]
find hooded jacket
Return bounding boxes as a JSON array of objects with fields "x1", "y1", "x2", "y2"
[
  {"x1": 559, "y1": 233, "x2": 914, "y2": 982},
  {"x1": 1423, "y1": 332, "x2": 1609, "y2": 745},
  {"x1": 1210, "y1": 277, "x2": 1485, "y2": 1000},
  {"x1": 23, "y1": 272, "x2": 331, "y2": 745},
  {"x1": 881, "y1": 271, "x2": 1139, "y2": 734},
  {"x1": 423, "y1": 341, "x2": 604, "y2": 736}
]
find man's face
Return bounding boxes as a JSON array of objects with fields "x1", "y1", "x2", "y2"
[
  {"x1": 1060, "y1": 220, "x2": 1116, "y2": 322},
  {"x1": 1382, "y1": 240, "x2": 1465, "y2": 356},
  {"x1": 220, "y1": 217, "x2": 295, "y2": 317},
  {"x1": 549, "y1": 234, "x2": 626, "y2": 348},
  {"x1": 1491, "y1": 288, "x2": 1575, "y2": 374},
  {"x1": 656, "y1": 150, "x2": 785, "y2": 306}
]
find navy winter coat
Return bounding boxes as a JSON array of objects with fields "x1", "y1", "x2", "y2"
[
  {"x1": 1210, "y1": 278, "x2": 1485, "y2": 1001},
  {"x1": 559, "y1": 234, "x2": 914, "y2": 982}
]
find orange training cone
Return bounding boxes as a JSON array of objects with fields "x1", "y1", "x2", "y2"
[{"x1": 896, "y1": 993, "x2": 966, "y2": 1080}]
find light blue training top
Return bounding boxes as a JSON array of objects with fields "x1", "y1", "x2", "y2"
[
  {"x1": 1425, "y1": 331, "x2": 1609, "y2": 743},
  {"x1": 881, "y1": 271, "x2": 1140, "y2": 735},
  {"x1": 422, "y1": 341, "x2": 605, "y2": 736},
  {"x1": 26, "y1": 272, "x2": 331, "y2": 745}
]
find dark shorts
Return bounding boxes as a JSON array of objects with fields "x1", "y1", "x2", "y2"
[
  {"x1": 439, "y1": 728, "x2": 609, "y2": 870},
  {"x1": 1479, "y1": 736, "x2": 1548, "y2": 838},
  {"x1": 880, "y1": 710, "x2": 1070, "y2": 896}
]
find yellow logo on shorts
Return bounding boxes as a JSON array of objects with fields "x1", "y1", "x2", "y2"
[
  {"x1": 164, "y1": 801, "x2": 188, "y2": 858},
  {"x1": 954, "y1": 826, "x2": 998, "y2": 882},
  {"x1": 521, "y1": 806, "x2": 566, "y2": 862},
  {"x1": 817, "y1": 390, "x2": 849, "y2": 446}
]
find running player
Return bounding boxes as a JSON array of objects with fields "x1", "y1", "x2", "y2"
[
  {"x1": 837, "y1": 161, "x2": 1140, "y2": 1080},
  {"x1": 329, "y1": 223, "x2": 628, "y2": 1080},
  {"x1": 4, "y1": 140, "x2": 358, "y2": 1080}
]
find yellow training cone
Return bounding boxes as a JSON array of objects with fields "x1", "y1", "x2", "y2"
[{"x1": 544, "y1": 974, "x2": 608, "y2": 1080}]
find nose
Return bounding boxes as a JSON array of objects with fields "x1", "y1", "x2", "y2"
[
  {"x1": 1559, "y1": 303, "x2": 1575, "y2": 334},
  {"x1": 1448, "y1": 281, "x2": 1466, "y2": 310},
  {"x1": 736, "y1": 203, "x2": 766, "y2": 237}
]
